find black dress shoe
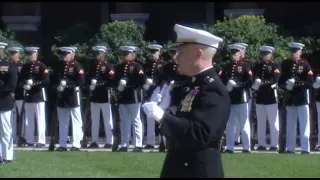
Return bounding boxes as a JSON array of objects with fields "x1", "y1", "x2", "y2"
[
  {"x1": 70, "y1": 147, "x2": 80, "y2": 151},
  {"x1": 24, "y1": 143, "x2": 34, "y2": 147},
  {"x1": 56, "y1": 147, "x2": 67, "y2": 151},
  {"x1": 144, "y1": 144, "x2": 154, "y2": 149},
  {"x1": 225, "y1": 149, "x2": 234, "y2": 153},
  {"x1": 242, "y1": 150, "x2": 251, "y2": 153},
  {"x1": 35, "y1": 143, "x2": 45, "y2": 148},
  {"x1": 256, "y1": 146, "x2": 267, "y2": 151},
  {"x1": 132, "y1": 147, "x2": 143, "y2": 152},
  {"x1": 104, "y1": 144, "x2": 113, "y2": 148},
  {"x1": 2, "y1": 160, "x2": 12, "y2": 164},
  {"x1": 301, "y1": 151, "x2": 310, "y2": 154},
  {"x1": 118, "y1": 147, "x2": 128, "y2": 152},
  {"x1": 285, "y1": 150, "x2": 295, "y2": 154},
  {"x1": 269, "y1": 147, "x2": 278, "y2": 151},
  {"x1": 88, "y1": 142, "x2": 99, "y2": 148}
]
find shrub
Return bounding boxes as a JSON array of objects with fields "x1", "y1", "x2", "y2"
[
  {"x1": 90, "y1": 20, "x2": 148, "y2": 64},
  {"x1": 0, "y1": 30, "x2": 24, "y2": 61},
  {"x1": 203, "y1": 15, "x2": 294, "y2": 63}
]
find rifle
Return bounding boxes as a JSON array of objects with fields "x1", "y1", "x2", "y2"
[
  {"x1": 309, "y1": 88, "x2": 317, "y2": 151},
  {"x1": 48, "y1": 87, "x2": 59, "y2": 151},
  {"x1": 112, "y1": 102, "x2": 120, "y2": 152},
  {"x1": 16, "y1": 99, "x2": 26, "y2": 147},
  {"x1": 278, "y1": 88, "x2": 288, "y2": 153},
  {"x1": 249, "y1": 89, "x2": 256, "y2": 151}
]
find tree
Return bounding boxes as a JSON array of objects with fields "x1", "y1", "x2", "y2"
[
  {"x1": 90, "y1": 20, "x2": 148, "y2": 64},
  {"x1": 203, "y1": 15, "x2": 294, "y2": 63}
]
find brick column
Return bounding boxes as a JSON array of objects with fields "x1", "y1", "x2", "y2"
[
  {"x1": 224, "y1": 2, "x2": 264, "y2": 19},
  {"x1": 2, "y1": 2, "x2": 42, "y2": 44},
  {"x1": 110, "y1": 2, "x2": 150, "y2": 28}
]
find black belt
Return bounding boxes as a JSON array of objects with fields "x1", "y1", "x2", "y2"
[{"x1": 168, "y1": 141, "x2": 221, "y2": 151}]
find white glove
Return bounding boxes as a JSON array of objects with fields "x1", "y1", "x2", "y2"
[
  {"x1": 117, "y1": 79, "x2": 127, "y2": 92},
  {"x1": 251, "y1": 78, "x2": 262, "y2": 90},
  {"x1": 119, "y1": 79, "x2": 127, "y2": 86},
  {"x1": 91, "y1": 79, "x2": 97, "y2": 86},
  {"x1": 316, "y1": 77, "x2": 320, "y2": 84},
  {"x1": 313, "y1": 82, "x2": 320, "y2": 89},
  {"x1": 90, "y1": 85, "x2": 96, "y2": 91},
  {"x1": 146, "y1": 78, "x2": 153, "y2": 86},
  {"x1": 57, "y1": 85, "x2": 65, "y2": 92},
  {"x1": 60, "y1": 80, "x2": 67, "y2": 87},
  {"x1": 286, "y1": 78, "x2": 295, "y2": 86},
  {"x1": 143, "y1": 84, "x2": 150, "y2": 91},
  {"x1": 142, "y1": 102, "x2": 164, "y2": 123},
  {"x1": 286, "y1": 83, "x2": 294, "y2": 91},
  {"x1": 158, "y1": 82, "x2": 173, "y2": 110},
  {"x1": 23, "y1": 84, "x2": 31, "y2": 90},
  {"x1": 26, "y1": 79, "x2": 33, "y2": 86},
  {"x1": 150, "y1": 86, "x2": 162, "y2": 103},
  {"x1": 226, "y1": 80, "x2": 237, "y2": 92}
]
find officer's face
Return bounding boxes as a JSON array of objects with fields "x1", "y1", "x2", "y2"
[
  {"x1": 148, "y1": 49, "x2": 160, "y2": 60},
  {"x1": 60, "y1": 52, "x2": 71, "y2": 62},
  {"x1": 231, "y1": 50, "x2": 241, "y2": 61},
  {"x1": 121, "y1": 51, "x2": 135, "y2": 62},
  {"x1": 240, "y1": 50, "x2": 246, "y2": 58},
  {"x1": 169, "y1": 50, "x2": 178, "y2": 60},
  {"x1": 10, "y1": 51, "x2": 20, "y2": 62},
  {"x1": 0, "y1": 48, "x2": 5, "y2": 58},
  {"x1": 290, "y1": 48, "x2": 302, "y2": 60},
  {"x1": 261, "y1": 51, "x2": 272, "y2": 61},
  {"x1": 95, "y1": 51, "x2": 104, "y2": 61},
  {"x1": 27, "y1": 52, "x2": 38, "y2": 61},
  {"x1": 176, "y1": 44, "x2": 198, "y2": 76},
  {"x1": 71, "y1": 52, "x2": 75, "y2": 60}
]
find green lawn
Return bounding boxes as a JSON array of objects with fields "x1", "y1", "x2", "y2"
[{"x1": 0, "y1": 151, "x2": 319, "y2": 178}]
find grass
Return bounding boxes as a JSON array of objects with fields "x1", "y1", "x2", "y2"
[{"x1": 0, "y1": 151, "x2": 319, "y2": 178}]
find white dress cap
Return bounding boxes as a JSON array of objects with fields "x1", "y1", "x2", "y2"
[
  {"x1": 8, "y1": 47, "x2": 23, "y2": 52},
  {"x1": 234, "y1": 43, "x2": 248, "y2": 50},
  {"x1": 25, "y1": 47, "x2": 40, "y2": 52},
  {"x1": 120, "y1": 46, "x2": 138, "y2": 52},
  {"x1": 147, "y1": 44, "x2": 163, "y2": 50},
  {"x1": 92, "y1": 45, "x2": 107, "y2": 52},
  {"x1": 259, "y1": 45, "x2": 275, "y2": 53},
  {"x1": 287, "y1": 42, "x2": 305, "y2": 49},
  {"x1": 174, "y1": 24, "x2": 223, "y2": 48},
  {"x1": 0, "y1": 42, "x2": 8, "y2": 49},
  {"x1": 70, "y1": 46, "x2": 78, "y2": 52},
  {"x1": 59, "y1": 47, "x2": 74, "y2": 53},
  {"x1": 228, "y1": 43, "x2": 246, "y2": 51}
]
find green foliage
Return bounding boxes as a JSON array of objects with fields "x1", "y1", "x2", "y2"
[
  {"x1": 203, "y1": 15, "x2": 294, "y2": 62},
  {"x1": 90, "y1": 20, "x2": 148, "y2": 64}
]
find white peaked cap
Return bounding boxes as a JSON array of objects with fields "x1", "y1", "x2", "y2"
[
  {"x1": 148, "y1": 44, "x2": 163, "y2": 50},
  {"x1": 287, "y1": 42, "x2": 305, "y2": 49},
  {"x1": 8, "y1": 47, "x2": 22, "y2": 52},
  {"x1": 25, "y1": 47, "x2": 40, "y2": 52},
  {"x1": 0, "y1": 42, "x2": 8, "y2": 49},
  {"x1": 120, "y1": 46, "x2": 138, "y2": 52},
  {"x1": 228, "y1": 43, "x2": 246, "y2": 51},
  {"x1": 70, "y1": 46, "x2": 78, "y2": 51},
  {"x1": 174, "y1": 24, "x2": 223, "y2": 48},
  {"x1": 259, "y1": 45, "x2": 275, "y2": 53},
  {"x1": 234, "y1": 43, "x2": 248, "y2": 50},
  {"x1": 59, "y1": 47, "x2": 74, "y2": 53},
  {"x1": 92, "y1": 45, "x2": 107, "y2": 52}
]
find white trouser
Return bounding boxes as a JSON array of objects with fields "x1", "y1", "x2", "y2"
[
  {"x1": 234, "y1": 99, "x2": 252, "y2": 142},
  {"x1": 11, "y1": 100, "x2": 24, "y2": 142},
  {"x1": 226, "y1": 103, "x2": 251, "y2": 151},
  {"x1": 147, "y1": 116, "x2": 156, "y2": 146},
  {"x1": 119, "y1": 103, "x2": 143, "y2": 148},
  {"x1": 90, "y1": 102, "x2": 113, "y2": 144},
  {"x1": 0, "y1": 110, "x2": 13, "y2": 161},
  {"x1": 25, "y1": 102, "x2": 46, "y2": 144},
  {"x1": 256, "y1": 104, "x2": 279, "y2": 147},
  {"x1": 286, "y1": 105, "x2": 310, "y2": 152},
  {"x1": 316, "y1": 102, "x2": 320, "y2": 145},
  {"x1": 58, "y1": 107, "x2": 83, "y2": 148}
]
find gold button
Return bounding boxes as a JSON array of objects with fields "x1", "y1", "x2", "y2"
[{"x1": 184, "y1": 163, "x2": 188, "y2": 166}]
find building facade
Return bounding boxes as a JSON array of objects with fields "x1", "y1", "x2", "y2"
[{"x1": 0, "y1": 2, "x2": 319, "y2": 45}]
